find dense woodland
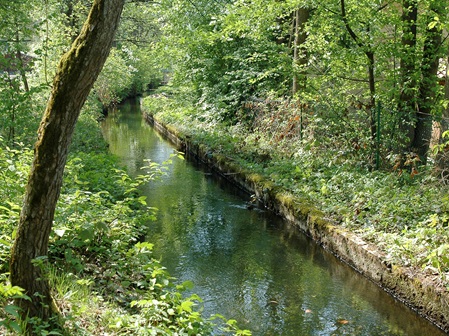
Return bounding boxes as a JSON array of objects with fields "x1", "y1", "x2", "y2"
[{"x1": 1, "y1": 0, "x2": 449, "y2": 334}]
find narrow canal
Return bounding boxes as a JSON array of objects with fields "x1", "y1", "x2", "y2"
[{"x1": 101, "y1": 98, "x2": 445, "y2": 336}]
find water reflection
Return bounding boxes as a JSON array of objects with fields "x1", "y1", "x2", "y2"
[{"x1": 101, "y1": 98, "x2": 445, "y2": 336}]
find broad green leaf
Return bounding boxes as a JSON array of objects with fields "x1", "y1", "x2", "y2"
[
  {"x1": 4, "y1": 304, "x2": 20, "y2": 318},
  {"x1": 180, "y1": 300, "x2": 194, "y2": 312}
]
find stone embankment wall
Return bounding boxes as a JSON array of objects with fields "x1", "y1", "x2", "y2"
[{"x1": 143, "y1": 111, "x2": 449, "y2": 333}]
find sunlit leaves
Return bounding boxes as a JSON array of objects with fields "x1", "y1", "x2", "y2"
[
  {"x1": 0, "y1": 140, "x2": 32, "y2": 272},
  {"x1": 0, "y1": 273, "x2": 30, "y2": 334},
  {"x1": 94, "y1": 48, "x2": 136, "y2": 107}
]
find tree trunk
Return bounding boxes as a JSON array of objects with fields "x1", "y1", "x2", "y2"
[
  {"x1": 340, "y1": 0, "x2": 376, "y2": 142},
  {"x1": 412, "y1": 2, "x2": 444, "y2": 164},
  {"x1": 292, "y1": 7, "x2": 310, "y2": 95},
  {"x1": 367, "y1": 50, "x2": 376, "y2": 142},
  {"x1": 10, "y1": 0, "x2": 125, "y2": 325},
  {"x1": 436, "y1": 54, "x2": 449, "y2": 176},
  {"x1": 397, "y1": 0, "x2": 418, "y2": 153}
]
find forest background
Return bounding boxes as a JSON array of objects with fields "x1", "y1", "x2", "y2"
[{"x1": 1, "y1": 0, "x2": 449, "y2": 334}]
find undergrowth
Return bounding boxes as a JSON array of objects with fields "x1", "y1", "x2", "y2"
[{"x1": 0, "y1": 110, "x2": 250, "y2": 335}]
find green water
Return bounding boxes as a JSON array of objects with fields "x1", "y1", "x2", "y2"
[{"x1": 101, "y1": 98, "x2": 446, "y2": 336}]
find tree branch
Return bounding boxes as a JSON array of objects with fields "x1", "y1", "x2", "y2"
[{"x1": 340, "y1": 0, "x2": 363, "y2": 49}]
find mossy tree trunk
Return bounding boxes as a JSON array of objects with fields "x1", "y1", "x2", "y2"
[
  {"x1": 10, "y1": 0, "x2": 125, "y2": 324},
  {"x1": 397, "y1": 1, "x2": 443, "y2": 164},
  {"x1": 412, "y1": 1, "x2": 444, "y2": 164}
]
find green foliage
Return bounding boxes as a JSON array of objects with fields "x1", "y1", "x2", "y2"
[
  {"x1": 0, "y1": 73, "x2": 43, "y2": 147},
  {"x1": 94, "y1": 48, "x2": 137, "y2": 107},
  {"x1": 116, "y1": 1, "x2": 164, "y2": 93},
  {"x1": 70, "y1": 98, "x2": 109, "y2": 153},
  {"x1": 151, "y1": 0, "x2": 449, "y2": 165},
  {"x1": 92, "y1": 0, "x2": 166, "y2": 107},
  {"x1": 111, "y1": 243, "x2": 215, "y2": 335},
  {"x1": 0, "y1": 273, "x2": 30, "y2": 335},
  {"x1": 156, "y1": 0, "x2": 292, "y2": 121},
  {"x1": 0, "y1": 1, "x2": 250, "y2": 334},
  {"x1": 50, "y1": 154, "x2": 159, "y2": 274},
  {"x1": 0, "y1": 139, "x2": 32, "y2": 273}
]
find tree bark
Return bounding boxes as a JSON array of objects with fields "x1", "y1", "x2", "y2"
[
  {"x1": 292, "y1": 7, "x2": 310, "y2": 95},
  {"x1": 412, "y1": 2, "x2": 444, "y2": 164},
  {"x1": 10, "y1": 0, "x2": 125, "y2": 325},
  {"x1": 367, "y1": 50, "x2": 376, "y2": 141},
  {"x1": 397, "y1": 0, "x2": 418, "y2": 153},
  {"x1": 436, "y1": 54, "x2": 449, "y2": 176}
]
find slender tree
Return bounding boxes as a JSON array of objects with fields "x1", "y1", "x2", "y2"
[
  {"x1": 10, "y1": 0, "x2": 125, "y2": 324},
  {"x1": 292, "y1": 7, "x2": 310, "y2": 95},
  {"x1": 340, "y1": 0, "x2": 377, "y2": 141},
  {"x1": 397, "y1": 0, "x2": 418, "y2": 150},
  {"x1": 437, "y1": 52, "x2": 449, "y2": 176}
]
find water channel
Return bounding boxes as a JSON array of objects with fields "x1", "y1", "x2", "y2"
[{"x1": 101, "y1": 98, "x2": 445, "y2": 336}]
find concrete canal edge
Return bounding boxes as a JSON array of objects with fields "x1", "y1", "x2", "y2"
[{"x1": 143, "y1": 111, "x2": 449, "y2": 333}]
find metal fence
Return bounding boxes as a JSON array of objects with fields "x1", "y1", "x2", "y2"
[{"x1": 240, "y1": 97, "x2": 449, "y2": 171}]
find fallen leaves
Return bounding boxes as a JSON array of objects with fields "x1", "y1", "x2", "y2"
[{"x1": 336, "y1": 318, "x2": 349, "y2": 325}]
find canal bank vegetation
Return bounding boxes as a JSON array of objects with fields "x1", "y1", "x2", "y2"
[
  {"x1": 0, "y1": 1, "x2": 249, "y2": 335},
  {"x1": 140, "y1": 0, "x2": 449, "y2": 330},
  {"x1": 144, "y1": 92, "x2": 449, "y2": 286},
  {"x1": 0, "y1": 114, "x2": 229, "y2": 335},
  {"x1": 141, "y1": 0, "x2": 449, "y2": 287}
]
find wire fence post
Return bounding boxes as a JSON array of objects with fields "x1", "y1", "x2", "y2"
[
  {"x1": 300, "y1": 102, "x2": 303, "y2": 141},
  {"x1": 376, "y1": 101, "x2": 381, "y2": 170}
]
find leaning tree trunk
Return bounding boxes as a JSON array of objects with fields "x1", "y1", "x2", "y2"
[{"x1": 10, "y1": 0, "x2": 125, "y2": 324}]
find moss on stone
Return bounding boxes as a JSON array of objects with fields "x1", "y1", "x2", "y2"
[
  {"x1": 247, "y1": 173, "x2": 263, "y2": 184},
  {"x1": 308, "y1": 209, "x2": 330, "y2": 229},
  {"x1": 215, "y1": 154, "x2": 228, "y2": 165},
  {"x1": 166, "y1": 124, "x2": 179, "y2": 136},
  {"x1": 276, "y1": 192, "x2": 295, "y2": 209}
]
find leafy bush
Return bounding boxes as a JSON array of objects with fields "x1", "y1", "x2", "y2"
[
  {"x1": 94, "y1": 47, "x2": 136, "y2": 107},
  {"x1": 0, "y1": 273, "x2": 30, "y2": 335}
]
